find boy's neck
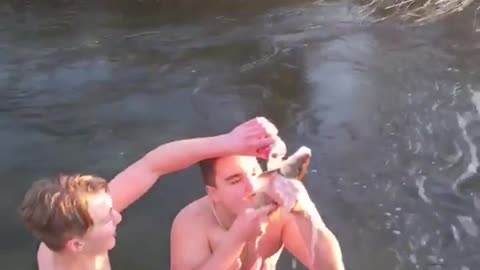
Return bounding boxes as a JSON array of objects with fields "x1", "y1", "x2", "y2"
[
  {"x1": 52, "y1": 249, "x2": 110, "y2": 270},
  {"x1": 210, "y1": 200, "x2": 237, "y2": 230}
]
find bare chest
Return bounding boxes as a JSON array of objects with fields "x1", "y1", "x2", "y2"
[{"x1": 207, "y1": 224, "x2": 284, "y2": 270}]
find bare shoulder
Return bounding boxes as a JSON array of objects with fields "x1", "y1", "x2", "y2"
[
  {"x1": 37, "y1": 243, "x2": 51, "y2": 270},
  {"x1": 170, "y1": 196, "x2": 213, "y2": 270},
  {"x1": 172, "y1": 196, "x2": 212, "y2": 229}
]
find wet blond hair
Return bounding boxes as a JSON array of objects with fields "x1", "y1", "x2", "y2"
[{"x1": 19, "y1": 174, "x2": 108, "y2": 251}]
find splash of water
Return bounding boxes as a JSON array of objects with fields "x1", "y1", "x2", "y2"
[
  {"x1": 416, "y1": 175, "x2": 432, "y2": 204},
  {"x1": 451, "y1": 86, "x2": 480, "y2": 192},
  {"x1": 452, "y1": 112, "x2": 479, "y2": 193},
  {"x1": 457, "y1": 215, "x2": 479, "y2": 237},
  {"x1": 469, "y1": 85, "x2": 480, "y2": 114}
]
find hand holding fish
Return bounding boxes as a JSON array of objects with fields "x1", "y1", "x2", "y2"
[
  {"x1": 254, "y1": 146, "x2": 316, "y2": 216},
  {"x1": 261, "y1": 174, "x2": 313, "y2": 214},
  {"x1": 230, "y1": 204, "x2": 278, "y2": 242},
  {"x1": 225, "y1": 117, "x2": 279, "y2": 159}
]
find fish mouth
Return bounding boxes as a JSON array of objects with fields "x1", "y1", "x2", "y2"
[
  {"x1": 245, "y1": 192, "x2": 277, "y2": 208},
  {"x1": 253, "y1": 191, "x2": 277, "y2": 208}
]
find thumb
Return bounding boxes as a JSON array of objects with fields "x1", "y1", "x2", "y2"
[
  {"x1": 250, "y1": 258, "x2": 263, "y2": 270},
  {"x1": 254, "y1": 236, "x2": 261, "y2": 250},
  {"x1": 257, "y1": 203, "x2": 278, "y2": 216},
  {"x1": 244, "y1": 207, "x2": 256, "y2": 214},
  {"x1": 256, "y1": 137, "x2": 275, "y2": 149},
  {"x1": 231, "y1": 258, "x2": 242, "y2": 270}
]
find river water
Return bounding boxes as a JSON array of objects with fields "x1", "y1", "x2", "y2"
[{"x1": 1, "y1": 1, "x2": 479, "y2": 269}]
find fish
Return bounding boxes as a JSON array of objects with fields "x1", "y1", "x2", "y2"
[
  {"x1": 256, "y1": 145, "x2": 319, "y2": 263},
  {"x1": 254, "y1": 145, "x2": 312, "y2": 210}
]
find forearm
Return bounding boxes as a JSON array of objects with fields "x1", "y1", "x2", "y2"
[
  {"x1": 143, "y1": 134, "x2": 233, "y2": 174},
  {"x1": 294, "y1": 206, "x2": 344, "y2": 270},
  {"x1": 109, "y1": 134, "x2": 232, "y2": 212}
]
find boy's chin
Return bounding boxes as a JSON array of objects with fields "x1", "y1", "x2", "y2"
[{"x1": 106, "y1": 238, "x2": 116, "y2": 251}]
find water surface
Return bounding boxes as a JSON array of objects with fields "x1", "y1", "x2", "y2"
[{"x1": 1, "y1": 1, "x2": 479, "y2": 269}]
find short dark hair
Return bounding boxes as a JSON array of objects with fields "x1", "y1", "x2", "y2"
[{"x1": 198, "y1": 158, "x2": 219, "y2": 187}]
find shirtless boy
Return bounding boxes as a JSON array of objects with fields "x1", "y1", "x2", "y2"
[{"x1": 170, "y1": 145, "x2": 344, "y2": 270}]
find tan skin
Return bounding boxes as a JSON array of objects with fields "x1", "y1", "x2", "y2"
[
  {"x1": 170, "y1": 156, "x2": 344, "y2": 270},
  {"x1": 35, "y1": 117, "x2": 279, "y2": 270},
  {"x1": 171, "y1": 197, "x2": 284, "y2": 270}
]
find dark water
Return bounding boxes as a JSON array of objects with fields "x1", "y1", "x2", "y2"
[{"x1": 1, "y1": 1, "x2": 480, "y2": 269}]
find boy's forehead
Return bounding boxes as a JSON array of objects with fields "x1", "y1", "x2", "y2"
[
  {"x1": 215, "y1": 155, "x2": 259, "y2": 173},
  {"x1": 87, "y1": 192, "x2": 112, "y2": 218}
]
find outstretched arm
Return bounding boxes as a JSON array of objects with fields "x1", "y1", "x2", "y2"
[
  {"x1": 109, "y1": 134, "x2": 231, "y2": 212},
  {"x1": 108, "y1": 117, "x2": 277, "y2": 213}
]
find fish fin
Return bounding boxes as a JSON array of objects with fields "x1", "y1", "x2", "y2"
[{"x1": 280, "y1": 146, "x2": 312, "y2": 182}]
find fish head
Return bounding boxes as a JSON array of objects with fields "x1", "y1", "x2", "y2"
[{"x1": 254, "y1": 146, "x2": 312, "y2": 208}]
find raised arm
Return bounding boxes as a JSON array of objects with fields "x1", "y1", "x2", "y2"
[{"x1": 109, "y1": 117, "x2": 278, "y2": 213}]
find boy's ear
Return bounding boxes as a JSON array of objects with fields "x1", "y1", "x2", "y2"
[
  {"x1": 206, "y1": 185, "x2": 219, "y2": 203},
  {"x1": 65, "y1": 238, "x2": 84, "y2": 253}
]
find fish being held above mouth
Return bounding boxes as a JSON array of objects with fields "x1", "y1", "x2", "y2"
[
  {"x1": 255, "y1": 143, "x2": 321, "y2": 264},
  {"x1": 254, "y1": 144, "x2": 312, "y2": 211}
]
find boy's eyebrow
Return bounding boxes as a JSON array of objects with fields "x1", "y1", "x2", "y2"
[{"x1": 225, "y1": 173, "x2": 242, "y2": 181}]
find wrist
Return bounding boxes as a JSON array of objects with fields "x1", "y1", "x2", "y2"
[{"x1": 212, "y1": 134, "x2": 235, "y2": 156}]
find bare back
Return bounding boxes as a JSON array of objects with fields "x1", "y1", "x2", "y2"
[
  {"x1": 37, "y1": 243, "x2": 111, "y2": 270},
  {"x1": 171, "y1": 196, "x2": 287, "y2": 270}
]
